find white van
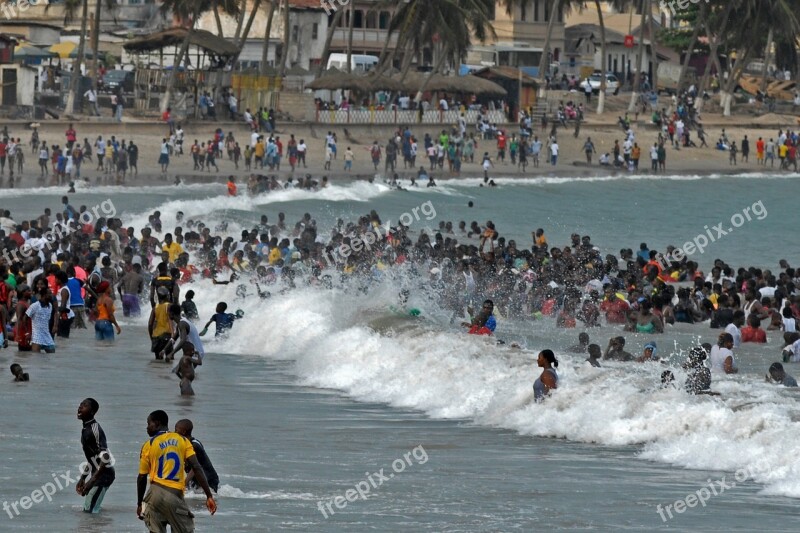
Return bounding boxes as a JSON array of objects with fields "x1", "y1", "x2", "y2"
[{"x1": 326, "y1": 53, "x2": 379, "y2": 73}]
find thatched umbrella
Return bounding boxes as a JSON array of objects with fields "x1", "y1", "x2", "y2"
[
  {"x1": 363, "y1": 72, "x2": 405, "y2": 92},
  {"x1": 306, "y1": 68, "x2": 370, "y2": 92},
  {"x1": 399, "y1": 71, "x2": 507, "y2": 96}
]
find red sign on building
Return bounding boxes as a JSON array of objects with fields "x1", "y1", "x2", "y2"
[{"x1": 624, "y1": 35, "x2": 634, "y2": 48}]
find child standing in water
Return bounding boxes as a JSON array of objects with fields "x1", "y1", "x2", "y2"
[
  {"x1": 176, "y1": 343, "x2": 198, "y2": 396},
  {"x1": 201, "y1": 302, "x2": 241, "y2": 337}
]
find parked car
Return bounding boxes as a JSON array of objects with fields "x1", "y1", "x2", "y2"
[
  {"x1": 101, "y1": 70, "x2": 134, "y2": 93},
  {"x1": 579, "y1": 73, "x2": 620, "y2": 95}
]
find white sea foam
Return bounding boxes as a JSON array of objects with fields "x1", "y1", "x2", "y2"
[{"x1": 176, "y1": 275, "x2": 800, "y2": 500}]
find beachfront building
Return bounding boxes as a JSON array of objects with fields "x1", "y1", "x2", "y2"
[
  {"x1": 125, "y1": 0, "x2": 328, "y2": 72},
  {"x1": 326, "y1": 1, "x2": 398, "y2": 65},
  {"x1": 563, "y1": 23, "x2": 674, "y2": 87}
]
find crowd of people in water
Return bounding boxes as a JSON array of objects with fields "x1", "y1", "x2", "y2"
[
  {"x1": 2, "y1": 189, "x2": 799, "y2": 529},
  {"x1": 2, "y1": 194, "x2": 798, "y2": 401}
]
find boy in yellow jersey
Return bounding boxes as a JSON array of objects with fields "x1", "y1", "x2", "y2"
[
  {"x1": 137, "y1": 410, "x2": 216, "y2": 532},
  {"x1": 148, "y1": 288, "x2": 174, "y2": 360}
]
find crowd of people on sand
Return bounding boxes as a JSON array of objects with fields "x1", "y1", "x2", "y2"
[{"x1": 0, "y1": 124, "x2": 143, "y2": 187}]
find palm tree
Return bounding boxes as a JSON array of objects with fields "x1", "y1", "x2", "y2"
[
  {"x1": 695, "y1": 0, "x2": 733, "y2": 112},
  {"x1": 237, "y1": 0, "x2": 263, "y2": 49},
  {"x1": 260, "y1": 0, "x2": 277, "y2": 75},
  {"x1": 89, "y1": 0, "x2": 118, "y2": 91},
  {"x1": 675, "y1": 2, "x2": 705, "y2": 94},
  {"x1": 318, "y1": 9, "x2": 345, "y2": 76},
  {"x1": 60, "y1": 0, "x2": 90, "y2": 114},
  {"x1": 628, "y1": 0, "x2": 647, "y2": 112},
  {"x1": 537, "y1": 0, "x2": 563, "y2": 93},
  {"x1": 387, "y1": 0, "x2": 496, "y2": 77},
  {"x1": 159, "y1": 0, "x2": 203, "y2": 113},
  {"x1": 718, "y1": 0, "x2": 799, "y2": 115},
  {"x1": 278, "y1": 0, "x2": 290, "y2": 76},
  {"x1": 593, "y1": 0, "x2": 607, "y2": 114},
  {"x1": 346, "y1": 0, "x2": 355, "y2": 73}
]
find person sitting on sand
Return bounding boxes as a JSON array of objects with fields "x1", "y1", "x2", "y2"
[{"x1": 767, "y1": 362, "x2": 798, "y2": 387}]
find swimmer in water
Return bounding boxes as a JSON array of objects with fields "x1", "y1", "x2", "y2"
[
  {"x1": 684, "y1": 346, "x2": 716, "y2": 394},
  {"x1": 462, "y1": 299, "x2": 496, "y2": 334},
  {"x1": 567, "y1": 332, "x2": 590, "y2": 353},
  {"x1": 766, "y1": 362, "x2": 798, "y2": 387},
  {"x1": 586, "y1": 344, "x2": 602, "y2": 367},
  {"x1": 637, "y1": 341, "x2": 658, "y2": 362},
  {"x1": 201, "y1": 302, "x2": 239, "y2": 337},
  {"x1": 10, "y1": 363, "x2": 29, "y2": 382},
  {"x1": 533, "y1": 349, "x2": 558, "y2": 401},
  {"x1": 181, "y1": 290, "x2": 199, "y2": 320},
  {"x1": 604, "y1": 336, "x2": 634, "y2": 361}
]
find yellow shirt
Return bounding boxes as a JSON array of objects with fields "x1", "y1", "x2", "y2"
[
  {"x1": 268, "y1": 247, "x2": 281, "y2": 265},
  {"x1": 162, "y1": 241, "x2": 183, "y2": 263},
  {"x1": 105, "y1": 145, "x2": 114, "y2": 159},
  {"x1": 152, "y1": 302, "x2": 171, "y2": 338},
  {"x1": 139, "y1": 431, "x2": 195, "y2": 491},
  {"x1": 779, "y1": 144, "x2": 788, "y2": 158},
  {"x1": 255, "y1": 142, "x2": 265, "y2": 158}
]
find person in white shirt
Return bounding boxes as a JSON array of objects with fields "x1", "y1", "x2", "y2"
[
  {"x1": 244, "y1": 109, "x2": 255, "y2": 130},
  {"x1": 549, "y1": 141, "x2": 559, "y2": 165},
  {"x1": 725, "y1": 311, "x2": 744, "y2": 348},
  {"x1": 439, "y1": 98, "x2": 448, "y2": 111},
  {"x1": 296, "y1": 140, "x2": 307, "y2": 167},
  {"x1": 84, "y1": 88, "x2": 99, "y2": 116},
  {"x1": 250, "y1": 131, "x2": 259, "y2": 148},
  {"x1": 782, "y1": 308, "x2": 796, "y2": 333},
  {"x1": 650, "y1": 143, "x2": 659, "y2": 171},
  {"x1": 709, "y1": 333, "x2": 738, "y2": 373},
  {"x1": 783, "y1": 333, "x2": 800, "y2": 362},
  {"x1": 622, "y1": 138, "x2": 632, "y2": 162},
  {"x1": 228, "y1": 94, "x2": 238, "y2": 119}
]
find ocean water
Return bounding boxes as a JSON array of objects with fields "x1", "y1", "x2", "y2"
[{"x1": 2, "y1": 173, "x2": 799, "y2": 532}]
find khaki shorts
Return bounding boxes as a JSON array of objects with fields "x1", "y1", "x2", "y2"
[{"x1": 143, "y1": 483, "x2": 195, "y2": 533}]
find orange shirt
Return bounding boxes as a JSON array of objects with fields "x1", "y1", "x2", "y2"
[
  {"x1": 227, "y1": 181, "x2": 237, "y2": 196},
  {"x1": 756, "y1": 139, "x2": 765, "y2": 153}
]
